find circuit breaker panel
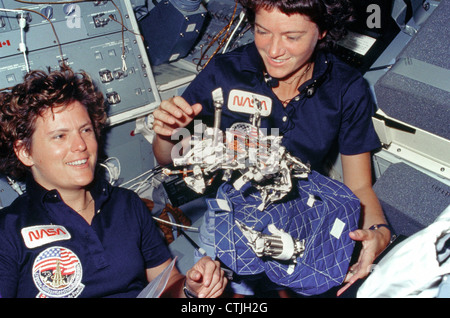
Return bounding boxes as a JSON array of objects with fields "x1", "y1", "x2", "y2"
[{"x1": 0, "y1": 0, "x2": 160, "y2": 125}]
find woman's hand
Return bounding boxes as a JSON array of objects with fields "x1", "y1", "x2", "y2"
[
  {"x1": 338, "y1": 153, "x2": 391, "y2": 296},
  {"x1": 337, "y1": 226, "x2": 391, "y2": 296},
  {"x1": 185, "y1": 256, "x2": 227, "y2": 298},
  {"x1": 153, "y1": 96, "x2": 202, "y2": 137},
  {"x1": 152, "y1": 96, "x2": 202, "y2": 165}
]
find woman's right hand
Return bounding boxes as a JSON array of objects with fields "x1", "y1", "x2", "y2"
[{"x1": 153, "y1": 96, "x2": 203, "y2": 137}]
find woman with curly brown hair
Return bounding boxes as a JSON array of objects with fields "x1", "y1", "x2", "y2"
[
  {"x1": 0, "y1": 68, "x2": 107, "y2": 181},
  {"x1": 152, "y1": 0, "x2": 392, "y2": 297},
  {"x1": 0, "y1": 67, "x2": 226, "y2": 298}
]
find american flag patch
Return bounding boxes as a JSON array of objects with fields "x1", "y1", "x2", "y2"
[
  {"x1": 32, "y1": 246, "x2": 83, "y2": 297},
  {"x1": 34, "y1": 247, "x2": 79, "y2": 275}
]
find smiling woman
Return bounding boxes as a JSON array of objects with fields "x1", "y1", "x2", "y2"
[
  {"x1": 151, "y1": 0, "x2": 391, "y2": 297},
  {"x1": 0, "y1": 67, "x2": 106, "y2": 182},
  {"x1": 0, "y1": 67, "x2": 107, "y2": 223},
  {"x1": 17, "y1": 103, "x2": 98, "y2": 197},
  {"x1": 15, "y1": 101, "x2": 99, "y2": 222},
  {"x1": 253, "y1": 8, "x2": 324, "y2": 103},
  {"x1": 0, "y1": 67, "x2": 227, "y2": 298}
]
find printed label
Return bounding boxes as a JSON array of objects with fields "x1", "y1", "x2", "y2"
[
  {"x1": 22, "y1": 225, "x2": 71, "y2": 249},
  {"x1": 330, "y1": 218, "x2": 346, "y2": 239},
  {"x1": 228, "y1": 89, "x2": 272, "y2": 116}
]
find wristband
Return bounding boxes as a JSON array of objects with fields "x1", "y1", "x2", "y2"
[
  {"x1": 183, "y1": 279, "x2": 198, "y2": 298},
  {"x1": 369, "y1": 223, "x2": 397, "y2": 244}
]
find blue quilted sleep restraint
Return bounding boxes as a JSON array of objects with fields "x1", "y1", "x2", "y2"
[{"x1": 208, "y1": 170, "x2": 361, "y2": 296}]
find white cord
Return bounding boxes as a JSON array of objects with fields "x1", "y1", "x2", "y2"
[
  {"x1": 104, "y1": 157, "x2": 121, "y2": 177},
  {"x1": 99, "y1": 157, "x2": 121, "y2": 184},
  {"x1": 121, "y1": 54, "x2": 127, "y2": 72},
  {"x1": 133, "y1": 171, "x2": 157, "y2": 194},
  {"x1": 98, "y1": 163, "x2": 113, "y2": 184},
  {"x1": 152, "y1": 216, "x2": 199, "y2": 231},
  {"x1": 120, "y1": 167, "x2": 161, "y2": 189},
  {"x1": 0, "y1": 8, "x2": 25, "y2": 14},
  {"x1": 0, "y1": 9, "x2": 30, "y2": 72},
  {"x1": 222, "y1": 11, "x2": 246, "y2": 54},
  {"x1": 19, "y1": 12, "x2": 30, "y2": 73}
]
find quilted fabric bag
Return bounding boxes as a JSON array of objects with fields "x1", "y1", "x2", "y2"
[{"x1": 210, "y1": 170, "x2": 361, "y2": 296}]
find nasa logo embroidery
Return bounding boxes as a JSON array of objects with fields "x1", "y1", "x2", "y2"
[
  {"x1": 227, "y1": 89, "x2": 272, "y2": 116},
  {"x1": 32, "y1": 246, "x2": 84, "y2": 298},
  {"x1": 21, "y1": 225, "x2": 71, "y2": 249}
]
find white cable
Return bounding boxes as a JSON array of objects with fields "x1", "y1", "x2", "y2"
[
  {"x1": 130, "y1": 180, "x2": 152, "y2": 195},
  {"x1": 99, "y1": 157, "x2": 121, "y2": 184},
  {"x1": 121, "y1": 54, "x2": 127, "y2": 72},
  {"x1": 103, "y1": 157, "x2": 121, "y2": 177},
  {"x1": 19, "y1": 12, "x2": 30, "y2": 73},
  {"x1": 0, "y1": 8, "x2": 23, "y2": 13},
  {"x1": 120, "y1": 170, "x2": 153, "y2": 188},
  {"x1": 120, "y1": 167, "x2": 161, "y2": 188},
  {"x1": 98, "y1": 163, "x2": 113, "y2": 184},
  {"x1": 222, "y1": 10, "x2": 246, "y2": 54},
  {"x1": 0, "y1": 9, "x2": 30, "y2": 72},
  {"x1": 132, "y1": 170, "x2": 157, "y2": 194},
  {"x1": 152, "y1": 216, "x2": 199, "y2": 231}
]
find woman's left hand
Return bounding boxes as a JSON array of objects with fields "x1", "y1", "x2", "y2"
[
  {"x1": 185, "y1": 256, "x2": 227, "y2": 298},
  {"x1": 337, "y1": 227, "x2": 391, "y2": 296}
]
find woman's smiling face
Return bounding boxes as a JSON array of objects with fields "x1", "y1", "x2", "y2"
[
  {"x1": 16, "y1": 101, "x2": 98, "y2": 192},
  {"x1": 254, "y1": 7, "x2": 325, "y2": 80}
]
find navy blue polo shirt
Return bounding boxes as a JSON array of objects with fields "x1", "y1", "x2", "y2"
[
  {"x1": 0, "y1": 176, "x2": 171, "y2": 298},
  {"x1": 182, "y1": 43, "x2": 380, "y2": 173}
]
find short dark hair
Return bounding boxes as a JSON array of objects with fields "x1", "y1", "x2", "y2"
[
  {"x1": 0, "y1": 67, "x2": 107, "y2": 179},
  {"x1": 239, "y1": 0, "x2": 354, "y2": 50}
]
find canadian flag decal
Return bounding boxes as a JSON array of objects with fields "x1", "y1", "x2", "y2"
[{"x1": 0, "y1": 40, "x2": 11, "y2": 48}]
